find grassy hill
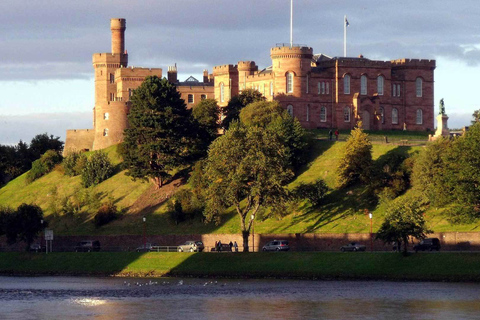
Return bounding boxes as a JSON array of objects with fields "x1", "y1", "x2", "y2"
[{"x1": 1, "y1": 131, "x2": 478, "y2": 236}]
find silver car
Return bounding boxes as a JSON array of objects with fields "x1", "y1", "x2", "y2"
[
  {"x1": 177, "y1": 241, "x2": 204, "y2": 252},
  {"x1": 340, "y1": 242, "x2": 366, "y2": 252},
  {"x1": 262, "y1": 240, "x2": 290, "y2": 252}
]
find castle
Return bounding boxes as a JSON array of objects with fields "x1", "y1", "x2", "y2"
[{"x1": 64, "y1": 18, "x2": 435, "y2": 154}]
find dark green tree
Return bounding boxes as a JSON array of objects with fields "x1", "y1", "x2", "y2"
[
  {"x1": 121, "y1": 76, "x2": 203, "y2": 189},
  {"x1": 336, "y1": 123, "x2": 373, "y2": 188},
  {"x1": 81, "y1": 151, "x2": 114, "y2": 188},
  {"x1": 192, "y1": 98, "x2": 220, "y2": 141},
  {"x1": 222, "y1": 89, "x2": 265, "y2": 129},
  {"x1": 203, "y1": 123, "x2": 293, "y2": 251},
  {"x1": 376, "y1": 195, "x2": 431, "y2": 254},
  {"x1": 5, "y1": 204, "x2": 46, "y2": 249},
  {"x1": 29, "y1": 133, "x2": 64, "y2": 161}
]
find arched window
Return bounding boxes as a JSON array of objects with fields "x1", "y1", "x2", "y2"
[
  {"x1": 270, "y1": 82, "x2": 273, "y2": 96},
  {"x1": 344, "y1": 75, "x2": 350, "y2": 94},
  {"x1": 361, "y1": 75, "x2": 367, "y2": 95},
  {"x1": 109, "y1": 73, "x2": 114, "y2": 84},
  {"x1": 187, "y1": 94, "x2": 194, "y2": 104},
  {"x1": 104, "y1": 112, "x2": 109, "y2": 120},
  {"x1": 416, "y1": 78, "x2": 423, "y2": 97},
  {"x1": 416, "y1": 109, "x2": 423, "y2": 124},
  {"x1": 306, "y1": 105, "x2": 310, "y2": 122},
  {"x1": 286, "y1": 72, "x2": 294, "y2": 93},
  {"x1": 103, "y1": 128, "x2": 108, "y2": 137},
  {"x1": 321, "y1": 82, "x2": 326, "y2": 94},
  {"x1": 320, "y1": 106, "x2": 327, "y2": 122},
  {"x1": 377, "y1": 75, "x2": 384, "y2": 95},
  {"x1": 344, "y1": 106, "x2": 351, "y2": 122},
  {"x1": 220, "y1": 83, "x2": 225, "y2": 102},
  {"x1": 392, "y1": 108, "x2": 398, "y2": 124},
  {"x1": 287, "y1": 104, "x2": 293, "y2": 116},
  {"x1": 379, "y1": 107, "x2": 385, "y2": 124}
]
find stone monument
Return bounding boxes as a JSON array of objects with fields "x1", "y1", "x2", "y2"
[{"x1": 433, "y1": 98, "x2": 449, "y2": 139}]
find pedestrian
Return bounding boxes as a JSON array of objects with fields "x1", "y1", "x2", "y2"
[
  {"x1": 217, "y1": 240, "x2": 222, "y2": 252},
  {"x1": 334, "y1": 129, "x2": 339, "y2": 141},
  {"x1": 214, "y1": 241, "x2": 218, "y2": 252},
  {"x1": 328, "y1": 129, "x2": 333, "y2": 141},
  {"x1": 229, "y1": 241, "x2": 233, "y2": 252},
  {"x1": 233, "y1": 241, "x2": 238, "y2": 252}
]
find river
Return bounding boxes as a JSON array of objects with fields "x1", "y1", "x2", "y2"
[{"x1": 0, "y1": 276, "x2": 479, "y2": 319}]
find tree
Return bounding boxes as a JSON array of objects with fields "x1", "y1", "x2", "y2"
[
  {"x1": 121, "y1": 76, "x2": 203, "y2": 188},
  {"x1": 376, "y1": 195, "x2": 431, "y2": 254},
  {"x1": 192, "y1": 98, "x2": 220, "y2": 141},
  {"x1": 81, "y1": 151, "x2": 114, "y2": 188},
  {"x1": 472, "y1": 109, "x2": 480, "y2": 124},
  {"x1": 29, "y1": 133, "x2": 64, "y2": 161},
  {"x1": 222, "y1": 89, "x2": 265, "y2": 129},
  {"x1": 336, "y1": 124, "x2": 373, "y2": 188},
  {"x1": 203, "y1": 123, "x2": 293, "y2": 251},
  {"x1": 5, "y1": 204, "x2": 46, "y2": 249}
]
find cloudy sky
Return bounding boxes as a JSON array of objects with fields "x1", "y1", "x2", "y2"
[{"x1": 1, "y1": 0, "x2": 479, "y2": 145}]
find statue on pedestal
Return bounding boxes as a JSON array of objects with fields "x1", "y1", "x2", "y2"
[{"x1": 439, "y1": 98, "x2": 446, "y2": 115}]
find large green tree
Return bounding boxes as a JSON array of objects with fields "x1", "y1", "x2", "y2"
[
  {"x1": 221, "y1": 89, "x2": 265, "y2": 129},
  {"x1": 376, "y1": 195, "x2": 431, "y2": 254},
  {"x1": 203, "y1": 123, "x2": 293, "y2": 251},
  {"x1": 121, "y1": 76, "x2": 203, "y2": 188},
  {"x1": 192, "y1": 98, "x2": 220, "y2": 142},
  {"x1": 4, "y1": 204, "x2": 46, "y2": 249}
]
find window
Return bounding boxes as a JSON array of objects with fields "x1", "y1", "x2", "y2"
[
  {"x1": 326, "y1": 82, "x2": 329, "y2": 94},
  {"x1": 287, "y1": 104, "x2": 293, "y2": 116},
  {"x1": 392, "y1": 108, "x2": 398, "y2": 124},
  {"x1": 377, "y1": 76, "x2": 384, "y2": 95},
  {"x1": 396, "y1": 84, "x2": 401, "y2": 97},
  {"x1": 379, "y1": 107, "x2": 384, "y2": 124},
  {"x1": 110, "y1": 93, "x2": 114, "y2": 101},
  {"x1": 320, "y1": 106, "x2": 327, "y2": 122},
  {"x1": 361, "y1": 75, "x2": 367, "y2": 95},
  {"x1": 104, "y1": 112, "x2": 109, "y2": 120},
  {"x1": 344, "y1": 106, "x2": 351, "y2": 122},
  {"x1": 416, "y1": 109, "x2": 423, "y2": 124},
  {"x1": 318, "y1": 82, "x2": 321, "y2": 94},
  {"x1": 306, "y1": 75, "x2": 309, "y2": 93},
  {"x1": 128, "y1": 88, "x2": 133, "y2": 97},
  {"x1": 201, "y1": 94, "x2": 207, "y2": 100},
  {"x1": 286, "y1": 72, "x2": 294, "y2": 93},
  {"x1": 392, "y1": 84, "x2": 396, "y2": 97},
  {"x1": 220, "y1": 83, "x2": 225, "y2": 102},
  {"x1": 109, "y1": 73, "x2": 114, "y2": 84},
  {"x1": 103, "y1": 128, "x2": 108, "y2": 137},
  {"x1": 306, "y1": 105, "x2": 310, "y2": 121},
  {"x1": 416, "y1": 78, "x2": 423, "y2": 97},
  {"x1": 321, "y1": 82, "x2": 325, "y2": 94},
  {"x1": 188, "y1": 94, "x2": 194, "y2": 104},
  {"x1": 344, "y1": 75, "x2": 350, "y2": 94},
  {"x1": 270, "y1": 82, "x2": 273, "y2": 96}
]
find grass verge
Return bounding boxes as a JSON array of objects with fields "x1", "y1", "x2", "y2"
[{"x1": 1, "y1": 252, "x2": 479, "y2": 282}]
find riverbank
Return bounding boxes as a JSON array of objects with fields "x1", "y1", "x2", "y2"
[{"x1": 1, "y1": 252, "x2": 480, "y2": 282}]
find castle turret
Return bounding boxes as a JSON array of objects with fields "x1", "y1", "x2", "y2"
[{"x1": 111, "y1": 18, "x2": 126, "y2": 55}]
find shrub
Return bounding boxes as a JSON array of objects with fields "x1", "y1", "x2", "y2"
[
  {"x1": 81, "y1": 151, "x2": 114, "y2": 188},
  {"x1": 94, "y1": 201, "x2": 118, "y2": 228},
  {"x1": 293, "y1": 179, "x2": 329, "y2": 206},
  {"x1": 63, "y1": 151, "x2": 87, "y2": 176},
  {"x1": 26, "y1": 159, "x2": 47, "y2": 183},
  {"x1": 25, "y1": 150, "x2": 63, "y2": 183},
  {"x1": 167, "y1": 189, "x2": 204, "y2": 224}
]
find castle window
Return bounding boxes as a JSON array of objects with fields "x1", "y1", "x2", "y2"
[
  {"x1": 220, "y1": 83, "x2": 225, "y2": 102},
  {"x1": 416, "y1": 109, "x2": 423, "y2": 124},
  {"x1": 343, "y1": 75, "x2": 350, "y2": 94},
  {"x1": 201, "y1": 94, "x2": 207, "y2": 100},
  {"x1": 377, "y1": 76, "x2": 384, "y2": 95},
  {"x1": 287, "y1": 104, "x2": 293, "y2": 116},
  {"x1": 326, "y1": 82, "x2": 329, "y2": 94},
  {"x1": 320, "y1": 106, "x2": 327, "y2": 122},
  {"x1": 306, "y1": 75, "x2": 309, "y2": 93},
  {"x1": 109, "y1": 73, "x2": 114, "y2": 84},
  {"x1": 103, "y1": 128, "x2": 108, "y2": 137},
  {"x1": 188, "y1": 94, "x2": 194, "y2": 104},
  {"x1": 286, "y1": 72, "x2": 294, "y2": 93},
  {"x1": 392, "y1": 84, "x2": 396, "y2": 97},
  {"x1": 306, "y1": 105, "x2": 310, "y2": 121},
  {"x1": 396, "y1": 84, "x2": 401, "y2": 97},
  {"x1": 344, "y1": 106, "x2": 351, "y2": 122},
  {"x1": 104, "y1": 112, "x2": 109, "y2": 120},
  {"x1": 110, "y1": 93, "x2": 115, "y2": 101},
  {"x1": 129, "y1": 88, "x2": 133, "y2": 97},
  {"x1": 379, "y1": 107, "x2": 385, "y2": 124},
  {"x1": 321, "y1": 82, "x2": 326, "y2": 94},
  {"x1": 270, "y1": 82, "x2": 273, "y2": 96},
  {"x1": 416, "y1": 78, "x2": 423, "y2": 97},
  {"x1": 392, "y1": 108, "x2": 398, "y2": 124},
  {"x1": 317, "y1": 82, "x2": 321, "y2": 94},
  {"x1": 361, "y1": 75, "x2": 367, "y2": 95}
]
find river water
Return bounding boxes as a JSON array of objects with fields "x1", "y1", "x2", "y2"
[{"x1": 0, "y1": 276, "x2": 479, "y2": 319}]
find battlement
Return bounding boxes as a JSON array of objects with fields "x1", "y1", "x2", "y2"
[
  {"x1": 213, "y1": 64, "x2": 238, "y2": 75},
  {"x1": 116, "y1": 66, "x2": 162, "y2": 78},
  {"x1": 334, "y1": 58, "x2": 391, "y2": 68},
  {"x1": 92, "y1": 52, "x2": 128, "y2": 66},
  {"x1": 391, "y1": 58, "x2": 436, "y2": 68},
  {"x1": 110, "y1": 18, "x2": 126, "y2": 30},
  {"x1": 237, "y1": 61, "x2": 258, "y2": 72},
  {"x1": 270, "y1": 46, "x2": 313, "y2": 58}
]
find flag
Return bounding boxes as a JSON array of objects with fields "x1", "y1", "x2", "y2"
[{"x1": 345, "y1": 16, "x2": 350, "y2": 27}]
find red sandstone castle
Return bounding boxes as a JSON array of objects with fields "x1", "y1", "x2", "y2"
[{"x1": 64, "y1": 18, "x2": 435, "y2": 154}]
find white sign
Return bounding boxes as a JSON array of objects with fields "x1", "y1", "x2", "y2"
[{"x1": 45, "y1": 229, "x2": 54, "y2": 241}]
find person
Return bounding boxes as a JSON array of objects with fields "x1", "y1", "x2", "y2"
[
  {"x1": 334, "y1": 129, "x2": 339, "y2": 141},
  {"x1": 229, "y1": 241, "x2": 233, "y2": 252},
  {"x1": 214, "y1": 241, "x2": 218, "y2": 252},
  {"x1": 233, "y1": 241, "x2": 238, "y2": 252},
  {"x1": 217, "y1": 240, "x2": 222, "y2": 252},
  {"x1": 328, "y1": 129, "x2": 333, "y2": 141}
]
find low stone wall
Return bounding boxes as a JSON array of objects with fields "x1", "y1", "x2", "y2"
[{"x1": 2, "y1": 232, "x2": 480, "y2": 252}]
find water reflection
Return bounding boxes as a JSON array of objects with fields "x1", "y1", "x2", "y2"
[{"x1": 0, "y1": 277, "x2": 479, "y2": 319}]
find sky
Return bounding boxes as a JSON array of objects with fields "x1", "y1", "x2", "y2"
[{"x1": 1, "y1": 0, "x2": 479, "y2": 145}]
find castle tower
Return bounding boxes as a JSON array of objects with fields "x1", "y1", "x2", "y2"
[
  {"x1": 237, "y1": 61, "x2": 258, "y2": 91},
  {"x1": 91, "y1": 18, "x2": 129, "y2": 150}
]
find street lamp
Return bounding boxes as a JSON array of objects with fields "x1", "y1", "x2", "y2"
[
  {"x1": 251, "y1": 214, "x2": 255, "y2": 252},
  {"x1": 142, "y1": 217, "x2": 146, "y2": 250},
  {"x1": 369, "y1": 213, "x2": 373, "y2": 252},
  {"x1": 40, "y1": 219, "x2": 44, "y2": 253}
]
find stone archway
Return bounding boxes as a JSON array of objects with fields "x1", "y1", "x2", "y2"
[{"x1": 362, "y1": 110, "x2": 370, "y2": 130}]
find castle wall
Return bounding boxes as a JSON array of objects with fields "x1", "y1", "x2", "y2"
[
  {"x1": 92, "y1": 101, "x2": 129, "y2": 151},
  {"x1": 177, "y1": 85, "x2": 215, "y2": 109},
  {"x1": 64, "y1": 129, "x2": 95, "y2": 155}
]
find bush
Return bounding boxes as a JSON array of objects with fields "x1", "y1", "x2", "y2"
[
  {"x1": 81, "y1": 151, "x2": 114, "y2": 188},
  {"x1": 25, "y1": 150, "x2": 63, "y2": 183},
  {"x1": 293, "y1": 179, "x2": 329, "y2": 206},
  {"x1": 167, "y1": 189, "x2": 204, "y2": 224},
  {"x1": 26, "y1": 159, "x2": 47, "y2": 183},
  {"x1": 94, "y1": 201, "x2": 118, "y2": 228},
  {"x1": 63, "y1": 151, "x2": 87, "y2": 176}
]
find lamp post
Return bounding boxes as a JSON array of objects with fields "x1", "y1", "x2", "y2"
[
  {"x1": 369, "y1": 212, "x2": 373, "y2": 252},
  {"x1": 142, "y1": 217, "x2": 146, "y2": 250},
  {"x1": 251, "y1": 214, "x2": 255, "y2": 252},
  {"x1": 40, "y1": 219, "x2": 44, "y2": 253}
]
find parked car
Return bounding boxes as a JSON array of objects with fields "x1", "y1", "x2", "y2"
[
  {"x1": 135, "y1": 243, "x2": 154, "y2": 252},
  {"x1": 177, "y1": 241, "x2": 204, "y2": 252},
  {"x1": 413, "y1": 238, "x2": 441, "y2": 252},
  {"x1": 29, "y1": 243, "x2": 43, "y2": 252},
  {"x1": 74, "y1": 240, "x2": 101, "y2": 252},
  {"x1": 340, "y1": 242, "x2": 366, "y2": 252},
  {"x1": 262, "y1": 240, "x2": 290, "y2": 252}
]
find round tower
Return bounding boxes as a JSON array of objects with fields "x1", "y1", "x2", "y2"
[
  {"x1": 270, "y1": 46, "x2": 313, "y2": 96},
  {"x1": 237, "y1": 61, "x2": 258, "y2": 91},
  {"x1": 111, "y1": 18, "x2": 126, "y2": 55}
]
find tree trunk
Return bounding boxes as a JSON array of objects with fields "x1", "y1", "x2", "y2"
[
  {"x1": 242, "y1": 230, "x2": 250, "y2": 252},
  {"x1": 402, "y1": 236, "x2": 409, "y2": 255}
]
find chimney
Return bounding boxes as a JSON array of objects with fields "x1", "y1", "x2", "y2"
[
  {"x1": 168, "y1": 64, "x2": 177, "y2": 83},
  {"x1": 203, "y1": 69, "x2": 209, "y2": 83}
]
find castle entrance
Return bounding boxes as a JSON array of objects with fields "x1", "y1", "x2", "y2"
[{"x1": 362, "y1": 110, "x2": 370, "y2": 130}]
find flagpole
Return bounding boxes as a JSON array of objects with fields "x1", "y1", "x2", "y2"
[
  {"x1": 344, "y1": 15, "x2": 347, "y2": 57},
  {"x1": 290, "y1": 0, "x2": 293, "y2": 47}
]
